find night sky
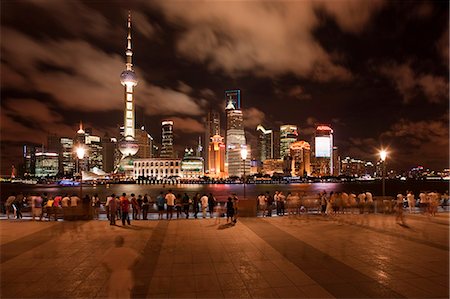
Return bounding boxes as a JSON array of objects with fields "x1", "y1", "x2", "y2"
[{"x1": 1, "y1": 0, "x2": 448, "y2": 175}]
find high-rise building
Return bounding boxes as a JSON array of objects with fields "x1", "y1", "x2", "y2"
[
  {"x1": 225, "y1": 90, "x2": 248, "y2": 177},
  {"x1": 102, "y1": 136, "x2": 116, "y2": 173},
  {"x1": 225, "y1": 89, "x2": 241, "y2": 110},
  {"x1": 60, "y1": 137, "x2": 75, "y2": 175},
  {"x1": 35, "y1": 151, "x2": 59, "y2": 177},
  {"x1": 47, "y1": 134, "x2": 75, "y2": 175},
  {"x1": 135, "y1": 127, "x2": 153, "y2": 159},
  {"x1": 208, "y1": 134, "x2": 226, "y2": 178},
  {"x1": 227, "y1": 144, "x2": 251, "y2": 178},
  {"x1": 256, "y1": 125, "x2": 274, "y2": 162},
  {"x1": 204, "y1": 111, "x2": 220, "y2": 172},
  {"x1": 280, "y1": 125, "x2": 298, "y2": 158},
  {"x1": 23, "y1": 144, "x2": 38, "y2": 176},
  {"x1": 85, "y1": 133, "x2": 103, "y2": 171},
  {"x1": 341, "y1": 156, "x2": 374, "y2": 177},
  {"x1": 333, "y1": 146, "x2": 340, "y2": 176},
  {"x1": 160, "y1": 120, "x2": 174, "y2": 158},
  {"x1": 289, "y1": 141, "x2": 311, "y2": 177},
  {"x1": 118, "y1": 11, "x2": 139, "y2": 160},
  {"x1": 314, "y1": 124, "x2": 333, "y2": 176}
]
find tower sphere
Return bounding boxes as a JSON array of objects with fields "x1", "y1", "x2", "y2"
[
  {"x1": 120, "y1": 70, "x2": 138, "y2": 86},
  {"x1": 118, "y1": 137, "x2": 139, "y2": 156}
]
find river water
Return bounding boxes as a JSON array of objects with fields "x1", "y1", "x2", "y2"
[{"x1": 1, "y1": 181, "x2": 448, "y2": 202}]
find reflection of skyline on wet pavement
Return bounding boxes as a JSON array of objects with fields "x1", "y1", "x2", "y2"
[{"x1": 1, "y1": 213, "x2": 448, "y2": 298}]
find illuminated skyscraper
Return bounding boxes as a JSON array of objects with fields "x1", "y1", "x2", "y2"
[
  {"x1": 289, "y1": 141, "x2": 311, "y2": 177},
  {"x1": 204, "y1": 111, "x2": 220, "y2": 172},
  {"x1": 225, "y1": 91, "x2": 248, "y2": 177},
  {"x1": 225, "y1": 89, "x2": 241, "y2": 110},
  {"x1": 118, "y1": 11, "x2": 139, "y2": 159},
  {"x1": 280, "y1": 125, "x2": 298, "y2": 158},
  {"x1": 208, "y1": 134, "x2": 226, "y2": 178},
  {"x1": 256, "y1": 125, "x2": 274, "y2": 162},
  {"x1": 314, "y1": 124, "x2": 334, "y2": 176},
  {"x1": 160, "y1": 120, "x2": 174, "y2": 158}
]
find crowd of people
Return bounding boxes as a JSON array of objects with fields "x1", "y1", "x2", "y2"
[
  {"x1": 2, "y1": 189, "x2": 448, "y2": 223},
  {"x1": 2, "y1": 190, "x2": 241, "y2": 225},
  {"x1": 256, "y1": 190, "x2": 449, "y2": 218}
]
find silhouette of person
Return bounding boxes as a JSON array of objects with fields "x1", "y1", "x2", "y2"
[{"x1": 101, "y1": 236, "x2": 139, "y2": 298}]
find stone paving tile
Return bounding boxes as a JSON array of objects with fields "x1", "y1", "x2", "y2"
[
  {"x1": 222, "y1": 288, "x2": 251, "y2": 298},
  {"x1": 1, "y1": 215, "x2": 449, "y2": 298},
  {"x1": 247, "y1": 287, "x2": 280, "y2": 298},
  {"x1": 273, "y1": 286, "x2": 307, "y2": 298}
]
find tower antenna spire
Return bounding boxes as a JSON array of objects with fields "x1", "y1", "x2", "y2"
[{"x1": 126, "y1": 10, "x2": 133, "y2": 71}]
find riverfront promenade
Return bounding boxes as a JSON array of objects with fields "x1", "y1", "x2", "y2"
[{"x1": 1, "y1": 213, "x2": 448, "y2": 298}]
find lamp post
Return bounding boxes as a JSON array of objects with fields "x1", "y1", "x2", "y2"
[
  {"x1": 76, "y1": 146, "x2": 86, "y2": 199},
  {"x1": 240, "y1": 147, "x2": 248, "y2": 200},
  {"x1": 379, "y1": 150, "x2": 387, "y2": 197}
]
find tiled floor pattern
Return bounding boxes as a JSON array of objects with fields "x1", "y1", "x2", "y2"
[{"x1": 0, "y1": 213, "x2": 448, "y2": 298}]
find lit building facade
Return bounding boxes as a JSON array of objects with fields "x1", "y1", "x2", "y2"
[
  {"x1": 227, "y1": 144, "x2": 251, "y2": 178},
  {"x1": 181, "y1": 149, "x2": 204, "y2": 179},
  {"x1": 133, "y1": 158, "x2": 181, "y2": 179},
  {"x1": 35, "y1": 151, "x2": 59, "y2": 177},
  {"x1": 262, "y1": 159, "x2": 284, "y2": 176},
  {"x1": 280, "y1": 125, "x2": 298, "y2": 158},
  {"x1": 160, "y1": 120, "x2": 174, "y2": 158},
  {"x1": 204, "y1": 111, "x2": 220, "y2": 173},
  {"x1": 341, "y1": 157, "x2": 374, "y2": 177},
  {"x1": 208, "y1": 134, "x2": 226, "y2": 178},
  {"x1": 85, "y1": 134, "x2": 103, "y2": 171},
  {"x1": 60, "y1": 137, "x2": 75, "y2": 175},
  {"x1": 314, "y1": 125, "x2": 334, "y2": 176},
  {"x1": 225, "y1": 89, "x2": 241, "y2": 110},
  {"x1": 256, "y1": 125, "x2": 274, "y2": 162},
  {"x1": 225, "y1": 90, "x2": 248, "y2": 177},
  {"x1": 289, "y1": 141, "x2": 311, "y2": 177}
]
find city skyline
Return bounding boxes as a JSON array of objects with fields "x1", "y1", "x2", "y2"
[{"x1": 1, "y1": 1, "x2": 448, "y2": 175}]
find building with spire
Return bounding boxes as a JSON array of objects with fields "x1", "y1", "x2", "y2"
[
  {"x1": 204, "y1": 110, "x2": 220, "y2": 173},
  {"x1": 225, "y1": 90, "x2": 249, "y2": 177},
  {"x1": 117, "y1": 11, "x2": 139, "y2": 176}
]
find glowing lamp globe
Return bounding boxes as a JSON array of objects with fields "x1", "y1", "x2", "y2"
[
  {"x1": 240, "y1": 148, "x2": 248, "y2": 160},
  {"x1": 119, "y1": 137, "x2": 139, "y2": 156},
  {"x1": 76, "y1": 147, "x2": 86, "y2": 160},
  {"x1": 120, "y1": 70, "x2": 138, "y2": 86},
  {"x1": 379, "y1": 150, "x2": 387, "y2": 162}
]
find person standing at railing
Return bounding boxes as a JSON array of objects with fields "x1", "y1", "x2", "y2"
[
  {"x1": 165, "y1": 190, "x2": 176, "y2": 220},
  {"x1": 200, "y1": 194, "x2": 208, "y2": 219},
  {"x1": 120, "y1": 193, "x2": 131, "y2": 226}
]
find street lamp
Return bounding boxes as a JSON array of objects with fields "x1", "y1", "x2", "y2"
[
  {"x1": 379, "y1": 150, "x2": 387, "y2": 197},
  {"x1": 240, "y1": 147, "x2": 248, "y2": 200},
  {"x1": 76, "y1": 146, "x2": 86, "y2": 199}
]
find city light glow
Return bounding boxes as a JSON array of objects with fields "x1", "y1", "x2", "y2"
[
  {"x1": 76, "y1": 146, "x2": 86, "y2": 160},
  {"x1": 380, "y1": 150, "x2": 387, "y2": 162},
  {"x1": 240, "y1": 148, "x2": 248, "y2": 160}
]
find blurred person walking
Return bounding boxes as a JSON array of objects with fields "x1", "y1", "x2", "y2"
[
  {"x1": 208, "y1": 193, "x2": 217, "y2": 218},
  {"x1": 192, "y1": 193, "x2": 200, "y2": 219},
  {"x1": 182, "y1": 193, "x2": 190, "y2": 219},
  {"x1": 406, "y1": 191, "x2": 415, "y2": 213},
  {"x1": 142, "y1": 194, "x2": 150, "y2": 220}
]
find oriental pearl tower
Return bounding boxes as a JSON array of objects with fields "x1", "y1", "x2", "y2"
[{"x1": 117, "y1": 11, "x2": 139, "y2": 174}]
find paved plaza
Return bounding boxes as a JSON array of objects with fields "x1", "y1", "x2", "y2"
[{"x1": 1, "y1": 213, "x2": 448, "y2": 298}]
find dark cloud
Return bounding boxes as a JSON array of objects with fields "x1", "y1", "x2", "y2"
[
  {"x1": 0, "y1": 0, "x2": 448, "y2": 174},
  {"x1": 150, "y1": 1, "x2": 385, "y2": 81},
  {"x1": 378, "y1": 61, "x2": 448, "y2": 104}
]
